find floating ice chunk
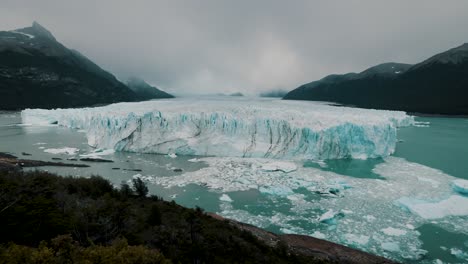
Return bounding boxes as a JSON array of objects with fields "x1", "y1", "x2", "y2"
[
  {"x1": 450, "y1": 248, "x2": 468, "y2": 260},
  {"x1": 311, "y1": 231, "x2": 326, "y2": 239},
  {"x1": 188, "y1": 158, "x2": 201, "y2": 162},
  {"x1": 168, "y1": 153, "x2": 177, "y2": 158},
  {"x1": 261, "y1": 161, "x2": 297, "y2": 173},
  {"x1": 452, "y1": 179, "x2": 468, "y2": 195},
  {"x1": 80, "y1": 148, "x2": 115, "y2": 158},
  {"x1": 219, "y1": 194, "x2": 233, "y2": 202},
  {"x1": 318, "y1": 209, "x2": 343, "y2": 224},
  {"x1": 396, "y1": 195, "x2": 468, "y2": 219},
  {"x1": 382, "y1": 227, "x2": 407, "y2": 236},
  {"x1": 259, "y1": 186, "x2": 294, "y2": 196},
  {"x1": 434, "y1": 259, "x2": 443, "y2": 264},
  {"x1": 44, "y1": 147, "x2": 79, "y2": 155},
  {"x1": 33, "y1": 142, "x2": 47, "y2": 145},
  {"x1": 381, "y1": 242, "x2": 401, "y2": 252},
  {"x1": 287, "y1": 194, "x2": 305, "y2": 202},
  {"x1": 344, "y1": 233, "x2": 370, "y2": 246}
]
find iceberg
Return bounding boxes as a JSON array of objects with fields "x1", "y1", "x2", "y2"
[
  {"x1": 452, "y1": 179, "x2": 468, "y2": 195},
  {"x1": 21, "y1": 97, "x2": 413, "y2": 160},
  {"x1": 43, "y1": 147, "x2": 79, "y2": 155},
  {"x1": 381, "y1": 227, "x2": 407, "y2": 236},
  {"x1": 396, "y1": 195, "x2": 468, "y2": 219},
  {"x1": 318, "y1": 209, "x2": 343, "y2": 224},
  {"x1": 381, "y1": 242, "x2": 401, "y2": 252},
  {"x1": 219, "y1": 194, "x2": 233, "y2": 202}
]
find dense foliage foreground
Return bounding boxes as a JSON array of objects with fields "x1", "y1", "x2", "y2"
[{"x1": 0, "y1": 170, "x2": 324, "y2": 263}]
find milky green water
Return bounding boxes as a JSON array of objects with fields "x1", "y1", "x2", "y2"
[{"x1": 1, "y1": 112, "x2": 467, "y2": 263}]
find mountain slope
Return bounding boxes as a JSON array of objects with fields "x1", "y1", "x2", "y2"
[
  {"x1": 126, "y1": 77, "x2": 174, "y2": 100},
  {"x1": 284, "y1": 44, "x2": 468, "y2": 114},
  {"x1": 0, "y1": 22, "x2": 139, "y2": 110}
]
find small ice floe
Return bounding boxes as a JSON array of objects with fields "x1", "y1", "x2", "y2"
[
  {"x1": 219, "y1": 194, "x2": 233, "y2": 202},
  {"x1": 344, "y1": 233, "x2": 370, "y2": 246},
  {"x1": 381, "y1": 242, "x2": 401, "y2": 252},
  {"x1": 414, "y1": 121, "x2": 430, "y2": 128},
  {"x1": 188, "y1": 158, "x2": 201, "y2": 162},
  {"x1": 311, "y1": 179, "x2": 351, "y2": 197},
  {"x1": 317, "y1": 209, "x2": 344, "y2": 225},
  {"x1": 259, "y1": 186, "x2": 294, "y2": 196},
  {"x1": 381, "y1": 227, "x2": 407, "y2": 236},
  {"x1": 167, "y1": 153, "x2": 177, "y2": 158},
  {"x1": 33, "y1": 142, "x2": 47, "y2": 145},
  {"x1": 44, "y1": 147, "x2": 79, "y2": 155},
  {"x1": 452, "y1": 179, "x2": 468, "y2": 195},
  {"x1": 80, "y1": 148, "x2": 115, "y2": 158},
  {"x1": 310, "y1": 231, "x2": 326, "y2": 239},
  {"x1": 261, "y1": 161, "x2": 297, "y2": 173},
  {"x1": 450, "y1": 248, "x2": 468, "y2": 260},
  {"x1": 396, "y1": 195, "x2": 468, "y2": 219},
  {"x1": 170, "y1": 194, "x2": 178, "y2": 199}
]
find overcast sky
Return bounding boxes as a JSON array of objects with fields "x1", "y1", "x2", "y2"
[{"x1": 2, "y1": 0, "x2": 468, "y2": 95}]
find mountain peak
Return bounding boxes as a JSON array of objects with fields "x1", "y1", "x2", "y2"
[
  {"x1": 413, "y1": 43, "x2": 468, "y2": 68},
  {"x1": 13, "y1": 21, "x2": 56, "y2": 41},
  {"x1": 30, "y1": 21, "x2": 56, "y2": 41}
]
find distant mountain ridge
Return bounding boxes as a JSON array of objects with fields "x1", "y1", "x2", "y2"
[
  {"x1": 0, "y1": 22, "x2": 172, "y2": 110},
  {"x1": 126, "y1": 77, "x2": 174, "y2": 100},
  {"x1": 259, "y1": 89, "x2": 288, "y2": 98},
  {"x1": 284, "y1": 44, "x2": 468, "y2": 115}
]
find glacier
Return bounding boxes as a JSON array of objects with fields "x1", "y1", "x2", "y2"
[{"x1": 21, "y1": 97, "x2": 413, "y2": 160}]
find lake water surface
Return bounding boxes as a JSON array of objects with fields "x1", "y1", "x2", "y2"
[{"x1": 1, "y1": 110, "x2": 467, "y2": 263}]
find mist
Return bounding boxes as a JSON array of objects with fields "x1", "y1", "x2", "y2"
[{"x1": 2, "y1": 0, "x2": 468, "y2": 95}]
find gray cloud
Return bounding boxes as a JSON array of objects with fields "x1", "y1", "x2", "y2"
[{"x1": 2, "y1": 0, "x2": 468, "y2": 95}]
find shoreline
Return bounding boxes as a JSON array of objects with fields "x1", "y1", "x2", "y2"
[
  {"x1": 0, "y1": 151, "x2": 395, "y2": 263},
  {"x1": 208, "y1": 212, "x2": 396, "y2": 264}
]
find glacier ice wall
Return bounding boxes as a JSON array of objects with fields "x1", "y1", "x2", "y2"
[{"x1": 21, "y1": 97, "x2": 414, "y2": 160}]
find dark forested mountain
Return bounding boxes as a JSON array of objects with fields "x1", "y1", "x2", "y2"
[
  {"x1": 126, "y1": 77, "x2": 174, "y2": 100},
  {"x1": 0, "y1": 22, "x2": 146, "y2": 110},
  {"x1": 284, "y1": 44, "x2": 468, "y2": 115}
]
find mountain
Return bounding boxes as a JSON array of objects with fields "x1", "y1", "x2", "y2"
[
  {"x1": 126, "y1": 77, "x2": 174, "y2": 100},
  {"x1": 284, "y1": 44, "x2": 468, "y2": 115},
  {"x1": 259, "y1": 89, "x2": 288, "y2": 98},
  {"x1": 0, "y1": 22, "x2": 140, "y2": 110}
]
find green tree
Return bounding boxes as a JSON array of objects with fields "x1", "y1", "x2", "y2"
[{"x1": 132, "y1": 178, "x2": 148, "y2": 197}]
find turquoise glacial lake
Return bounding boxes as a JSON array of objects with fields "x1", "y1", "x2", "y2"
[{"x1": 1, "y1": 112, "x2": 467, "y2": 263}]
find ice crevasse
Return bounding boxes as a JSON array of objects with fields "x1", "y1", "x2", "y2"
[{"x1": 21, "y1": 98, "x2": 414, "y2": 160}]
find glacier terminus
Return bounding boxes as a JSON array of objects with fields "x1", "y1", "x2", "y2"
[{"x1": 21, "y1": 97, "x2": 414, "y2": 160}]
